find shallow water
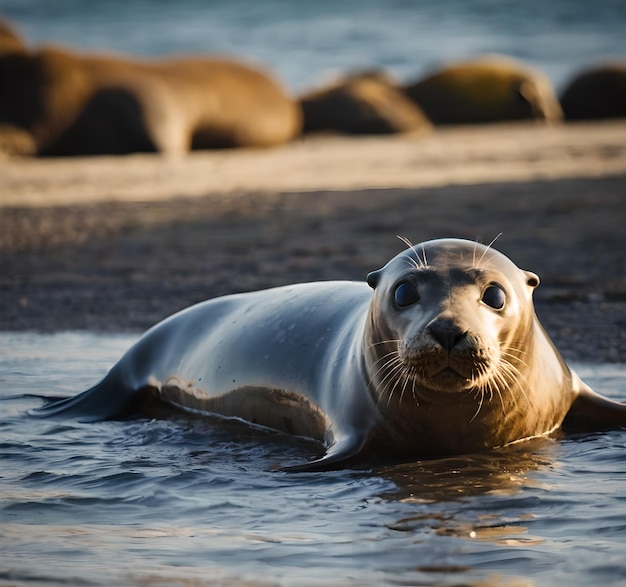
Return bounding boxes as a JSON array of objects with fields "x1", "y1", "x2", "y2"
[
  {"x1": 1, "y1": 332, "x2": 626, "y2": 586},
  {"x1": 2, "y1": 0, "x2": 625, "y2": 91}
]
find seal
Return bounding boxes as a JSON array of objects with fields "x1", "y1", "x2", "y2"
[
  {"x1": 0, "y1": 31, "x2": 300, "y2": 156},
  {"x1": 0, "y1": 19, "x2": 25, "y2": 55},
  {"x1": 560, "y1": 63, "x2": 626, "y2": 120},
  {"x1": 299, "y1": 71, "x2": 432, "y2": 135},
  {"x1": 404, "y1": 56, "x2": 563, "y2": 124},
  {"x1": 32, "y1": 238, "x2": 626, "y2": 470}
]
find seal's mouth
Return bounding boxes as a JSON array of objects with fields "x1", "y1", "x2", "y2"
[
  {"x1": 423, "y1": 366, "x2": 473, "y2": 392},
  {"x1": 397, "y1": 350, "x2": 492, "y2": 394},
  {"x1": 368, "y1": 342, "x2": 496, "y2": 405}
]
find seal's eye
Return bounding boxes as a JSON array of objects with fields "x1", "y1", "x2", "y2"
[
  {"x1": 394, "y1": 282, "x2": 420, "y2": 308},
  {"x1": 482, "y1": 285, "x2": 506, "y2": 310}
]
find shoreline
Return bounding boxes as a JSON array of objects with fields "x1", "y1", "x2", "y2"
[
  {"x1": 1, "y1": 122, "x2": 625, "y2": 363},
  {"x1": 2, "y1": 121, "x2": 626, "y2": 209}
]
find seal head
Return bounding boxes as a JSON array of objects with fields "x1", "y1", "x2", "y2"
[{"x1": 363, "y1": 238, "x2": 563, "y2": 455}]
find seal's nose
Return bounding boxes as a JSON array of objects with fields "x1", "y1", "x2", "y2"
[{"x1": 427, "y1": 318, "x2": 468, "y2": 351}]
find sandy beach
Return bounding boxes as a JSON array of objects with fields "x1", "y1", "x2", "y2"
[{"x1": 1, "y1": 121, "x2": 625, "y2": 362}]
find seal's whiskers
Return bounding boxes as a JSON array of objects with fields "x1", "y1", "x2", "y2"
[
  {"x1": 470, "y1": 387, "x2": 486, "y2": 423},
  {"x1": 366, "y1": 339, "x2": 402, "y2": 351},
  {"x1": 475, "y1": 233, "x2": 503, "y2": 269},
  {"x1": 374, "y1": 356, "x2": 401, "y2": 409},
  {"x1": 468, "y1": 350, "x2": 535, "y2": 424},
  {"x1": 404, "y1": 256, "x2": 422, "y2": 271},
  {"x1": 368, "y1": 346, "x2": 423, "y2": 411},
  {"x1": 396, "y1": 235, "x2": 427, "y2": 269},
  {"x1": 498, "y1": 357, "x2": 534, "y2": 414},
  {"x1": 420, "y1": 244, "x2": 428, "y2": 268},
  {"x1": 367, "y1": 348, "x2": 403, "y2": 385},
  {"x1": 398, "y1": 365, "x2": 418, "y2": 406},
  {"x1": 500, "y1": 348, "x2": 529, "y2": 370},
  {"x1": 489, "y1": 368, "x2": 510, "y2": 416},
  {"x1": 379, "y1": 356, "x2": 408, "y2": 411}
]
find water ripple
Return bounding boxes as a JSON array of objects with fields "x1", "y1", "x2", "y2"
[{"x1": 1, "y1": 332, "x2": 626, "y2": 586}]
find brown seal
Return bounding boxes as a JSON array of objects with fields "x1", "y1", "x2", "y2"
[
  {"x1": 404, "y1": 56, "x2": 563, "y2": 125},
  {"x1": 0, "y1": 29, "x2": 300, "y2": 156},
  {"x1": 0, "y1": 19, "x2": 25, "y2": 55},
  {"x1": 300, "y1": 71, "x2": 432, "y2": 135},
  {"x1": 32, "y1": 238, "x2": 626, "y2": 470},
  {"x1": 560, "y1": 63, "x2": 626, "y2": 120}
]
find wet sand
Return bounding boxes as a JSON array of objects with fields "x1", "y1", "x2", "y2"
[{"x1": 1, "y1": 121, "x2": 625, "y2": 362}]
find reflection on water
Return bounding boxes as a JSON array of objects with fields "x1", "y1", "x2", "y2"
[
  {"x1": 377, "y1": 439, "x2": 553, "y2": 502},
  {"x1": 1, "y1": 332, "x2": 626, "y2": 586}
]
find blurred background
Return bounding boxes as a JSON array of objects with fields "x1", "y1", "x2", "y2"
[{"x1": 2, "y1": 0, "x2": 625, "y2": 92}]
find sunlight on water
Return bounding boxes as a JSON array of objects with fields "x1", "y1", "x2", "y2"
[{"x1": 1, "y1": 332, "x2": 626, "y2": 586}]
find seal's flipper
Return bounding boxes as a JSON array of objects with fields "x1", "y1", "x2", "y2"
[
  {"x1": 562, "y1": 381, "x2": 626, "y2": 432},
  {"x1": 29, "y1": 369, "x2": 137, "y2": 422},
  {"x1": 281, "y1": 433, "x2": 370, "y2": 472}
]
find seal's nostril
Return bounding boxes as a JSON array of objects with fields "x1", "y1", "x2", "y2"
[{"x1": 428, "y1": 319, "x2": 467, "y2": 351}]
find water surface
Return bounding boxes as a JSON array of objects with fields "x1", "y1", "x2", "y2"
[
  {"x1": 1, "y1": 331, "x2": 626, "y2": 586},
  {"x1": 1, "y1": 0, "x2": 625, "y2": 91}
]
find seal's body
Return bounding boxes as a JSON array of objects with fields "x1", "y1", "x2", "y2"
[
  {"x1": 33, "y1": 239, "x2": 626, "y2": 470},
  {"x1": 0, "y1": 40, "x2": 300, "y2": 156},
  {"x1": 404, "y1": 56, "x2": 563, "y2": 125},
  {"x1": 560, "y1": 63, "x2": 626, "y2": 121},
  {"x1": 300, "y1": 72, "x2": 432, "y2": 135}
]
